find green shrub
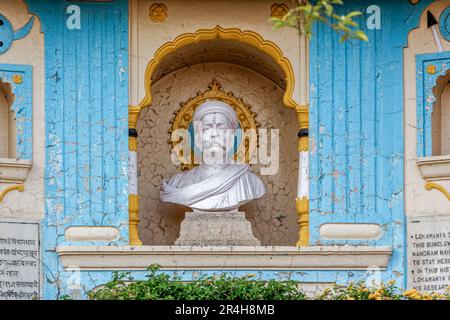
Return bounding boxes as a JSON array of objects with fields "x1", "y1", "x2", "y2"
[
  {"x1": 88, "y1": 265, "x2": 450, "y2": 300},
  {"x1": 316, "y1": 281, "x2": 404, "y2": 300},
  {"x1": 88, "y1": 265, "x2": 307, "y2": 300}
]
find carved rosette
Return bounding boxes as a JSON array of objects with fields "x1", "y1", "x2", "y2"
[
  {"x1": 270, "y1": 3, "x2": 289, "y2": 19},
  {"x1": 169, "y1": 80, "x2": 259, "y2": 170},
  {"x1": 149, "y1": 3, "x2": 168, "y2": 23}
]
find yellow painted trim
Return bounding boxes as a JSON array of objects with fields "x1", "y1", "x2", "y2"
[
  {"x1": 129, "y1": 194, "x2": 142, "y2": 246},
  {"x1": 296, "y1": 105, "x2": 309, "y2": 129},
  {"x1": 139, "y1": 25, "x2": 298, "y2": 111},
  {"x1": 0, "y1": 184, "x2": 25, "y2": 203},
  {"x1": 425, "y1": 182, "x2": 450, "y2": 201},
  {"x1": 129, "y1": 105, "x2": 141, "y2": 130},
  {"x1": 298, "y1": 137, "x2": 308, "y2": 153},
  {"x1": 296, "y1": 197, "x2": 309, "y2": 247},
  {"x1": 129, "y1": 137, "x2": 138, "y2": 152}
]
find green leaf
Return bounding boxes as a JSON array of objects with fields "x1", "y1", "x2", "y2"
[
  {"x1": 347, "y1": 11, "x2": 362, "y2": 18},
  {"x1": 268, "y1": 0, "x2": 368, "y2": 44},
  {"x1": 354, "y1": 30, "x2": 369, "y2": 41}
]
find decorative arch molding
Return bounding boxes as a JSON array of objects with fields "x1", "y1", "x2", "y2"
[{"x1": 137, "y1": 25, "x2": 299, "y2": 111}]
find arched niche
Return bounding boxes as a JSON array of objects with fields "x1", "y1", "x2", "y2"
[
  {"x1": 431, "y1": 71, "x2": 450, "y2": 156},
  {"x1": 0, "y1": 80, "x2": 16, "y2": 159},
  {"x1": 407, "y1": 3, "x2": 450, "y2": 211},
  {"x1": 129, "y1": 26, "x2": 305, "y2": 246},
  {"x1": 0, "y1": 65, "x2": 33, "y2": 188}
]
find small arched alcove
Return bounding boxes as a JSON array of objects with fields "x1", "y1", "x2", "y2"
[
  {"x1": 0, "y1": 79, "x2": 16, "y2": 159},
  {"x1": 431, "y1": 71, "x2": 450, "y2": 156},
  {"x1": 133, "y1": 26, "x2": 302, "y2": 246}
]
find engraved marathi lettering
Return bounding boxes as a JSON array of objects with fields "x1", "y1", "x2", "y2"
[{"x1": 0, "y1": 221, "x2": 40, "y2": 300}]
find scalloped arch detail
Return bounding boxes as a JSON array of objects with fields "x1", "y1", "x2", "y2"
[{"x1": 138, "y1": 25, "x2": 298, "y2": 110}]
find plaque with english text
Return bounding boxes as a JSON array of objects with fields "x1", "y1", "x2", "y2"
[{"x1": 408, "y1": 217, "x2": 450, "y2": 293}]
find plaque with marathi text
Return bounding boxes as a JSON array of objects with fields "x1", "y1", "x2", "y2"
[{"x1": 0, "y1": 220, "x2": 40, "y2": 300}]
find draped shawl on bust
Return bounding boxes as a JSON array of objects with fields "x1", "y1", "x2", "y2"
[{"x1": 160, "y1": 164, "x2": 265, "y2": 211}]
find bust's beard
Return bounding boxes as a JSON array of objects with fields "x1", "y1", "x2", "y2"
[{"x1": 202, "y1": 145, "x2": 228, "y2": 165}]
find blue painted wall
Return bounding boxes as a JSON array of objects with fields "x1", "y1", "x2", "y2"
[
  {"x1": 20, "y1": 0, "x2": 438, "y2": 299},
  {"x1": 309, "y1": 0, "x2": 432, "y2": 286},
  {"x1": 26, "y1": 0, "x2": 129, "y2": 299}
]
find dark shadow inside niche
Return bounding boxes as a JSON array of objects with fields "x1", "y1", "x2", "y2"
[
  {"x1": 0, "y1": 80, "x2": 16, "y2": 159},
  {"x1": 431, "y1": 70, "x2": 450, "y2": 156}
]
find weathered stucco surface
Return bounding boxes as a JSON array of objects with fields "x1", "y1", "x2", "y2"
[
  {"x1": 137, "y1": 62, "x2": 299, "y2": 245},
  {"x1": 404, "y1": 1, "x2": 450, "y2": 217},
  {"x1": 25, "y1": 0, "x2": 130, "y2": 299},
  {"x1": 0, "y1": 0, "x2": 44, "y2": 220}
]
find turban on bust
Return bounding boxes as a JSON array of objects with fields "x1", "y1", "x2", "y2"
[{"x1": 193, "y1": 100, "x2": 238, "y2": 129}]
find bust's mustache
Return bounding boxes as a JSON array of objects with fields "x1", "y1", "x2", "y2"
[{"x1": 201, "y1": 137, "x2": 227, "y2": 150}]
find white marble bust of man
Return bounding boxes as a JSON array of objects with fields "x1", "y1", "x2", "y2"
[{"x1": 160, "y1": 100, "x2": 265, "y2": 211}]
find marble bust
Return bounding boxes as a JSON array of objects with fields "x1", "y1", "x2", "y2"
[{"x1": 160, "y1": 100, "x2": 265, "y2": 211}]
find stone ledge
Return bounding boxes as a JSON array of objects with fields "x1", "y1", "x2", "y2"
[
  {"x1": 0, "y1": 158, "x2": 32, "y2": 183},
  {"x1": 417, "y1": 155, "x2": 450, "y2": 181},
  {"x1": 56, "y1": 246, "x2": 392, "y2": 271}
]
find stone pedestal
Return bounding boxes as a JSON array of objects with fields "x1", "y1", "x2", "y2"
[{"x1": 175, "y1": 211, "x2": 260, "y2": 246}]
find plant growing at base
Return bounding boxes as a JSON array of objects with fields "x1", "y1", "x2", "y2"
[{"x1": 271, "y1": 0, "x2": 368, "y2": 42}]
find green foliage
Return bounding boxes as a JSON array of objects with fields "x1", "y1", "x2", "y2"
[
  {"x1": 88, "y1": 265, "x2": 307, "y2": 300},
  {"x1": 316, "y1": 281, "x2": 404, "y2": 300},
  {"x1": 87, "y1": 265, "x2": 450, "y2": 300},
  {"x1": 270, "y1": 0, "x2": 368, "y2": 42},
  {"x1": 317, "y1": 281, "x2": 450, "y2": 300}
]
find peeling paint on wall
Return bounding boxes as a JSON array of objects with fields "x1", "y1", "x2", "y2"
[
  {"x1": 309, "y1": 0, "x2": 433, "y2": 287},
  {"x1": 26, "y1": 0, "x2": 129, "y2": 299}
]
